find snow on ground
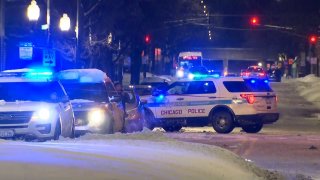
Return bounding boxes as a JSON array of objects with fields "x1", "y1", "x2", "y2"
[
  {"x1": 284, "y1": 75, "x2": 320, "y2": 109},
  {"x1": 0, "y1": 130, "x2": 282, "y2": 180}
]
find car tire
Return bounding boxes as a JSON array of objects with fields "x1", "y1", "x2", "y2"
[
  {"x1": 162, "y1": 124, "x2": 182, "y2": 132},
  {"x1": 69, "y1": 121, "x2": 75, "y2": 138},
  {"x1": 53, "y1": 120, "x2": 61, "y2": 140},
  {"x1": 212, "y1": 111, "x2": 235, "y2": 134},
  {"x1": 143, "y1": 109, "x2": 155, "y2": 130},
  {"x1": 101, "y1": 118, "x2": 114, "y2": 134},
  {"x1": 242, "y1": 123, "x2": 263, "y2": 133}
]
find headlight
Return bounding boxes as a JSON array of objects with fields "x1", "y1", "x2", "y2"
[
  {"x1": 31, "y1": 108, "x2": 53, "y2": 123},
  {"x1": 88, "y1": 109, "x2": 106, "y2": 127},
  {"x1": 176, "y1": 70, "x2": 184, "y2": 78}
]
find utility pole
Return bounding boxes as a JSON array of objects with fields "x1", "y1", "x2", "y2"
[
  {"x1": 0, "y1": 0, "x2": 5, "y2": 71},
  {"x1": 75, "y1": 0, "x2": 79, "y2": 64}
]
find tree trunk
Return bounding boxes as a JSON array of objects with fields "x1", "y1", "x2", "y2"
[{"x1": 130, "y1": 48, "x2": 142, "y2": 85}]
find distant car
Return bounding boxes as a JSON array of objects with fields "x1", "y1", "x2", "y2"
[
  {"x1": 0, "y1": 69, "x2": 75, "y2": 140},
  {"x1": 267, "y1": 69, "x2": 282, "y2": 82},
  {"x1": 56, "y1": 69, "x2": 125, "y2": 135},
  {"x1": 241, "y1": 66, "x2": 267, "y2": 79},
  {"x1": 140, "y1": 76, "x2": 171, "y2": 90},
  {"x1": 123, "y1": 86, "x2": 144, "y2": 133}
]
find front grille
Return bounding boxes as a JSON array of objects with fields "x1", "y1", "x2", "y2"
[
  {"x1": 74, "y1": 111, "x2": 89, "y2": 126},
  {"x1": 0, "y1": 111, "x2": 33, "y2": 124}
]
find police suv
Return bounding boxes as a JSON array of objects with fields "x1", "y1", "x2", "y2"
[
  {"x1": 0, "y1": 69, "x2": 75, "y2": 140},
  {"x1": 143, "y1": 76, "x2": 279, "y2": 133}
]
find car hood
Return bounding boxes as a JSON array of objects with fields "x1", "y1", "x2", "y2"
[
  {"x1": 70, "y1": 99, "x2": 106, "y2": 111},
  {"x1": 0, "y1": 101, "x2": 58, "y2": 112}
]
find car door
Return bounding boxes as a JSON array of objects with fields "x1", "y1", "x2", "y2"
[
  {"x1": 181, "y1": 81, "x2": 218, "y2": 118},
  {"x1": 154, "y1": 82, "x2": 188, "y2": 118},
  {"x1": 57, "y1": 82, "x2": 74, "y2": 137}
]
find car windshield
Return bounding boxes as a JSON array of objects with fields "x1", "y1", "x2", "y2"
[
  {"x1": 61, "y1": 82, "x2": 109, "y2": 102},
  {"x1": 0, "y1": 82, "x2": 66, "y2": 102}
]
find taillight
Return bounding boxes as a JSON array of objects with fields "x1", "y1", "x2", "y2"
[
  {"x1": 259, "y1": 72, "x2": 265, "y2": 76},
  {"x1": 240, "y1": 94, "x2": 256, "y2": 104}
]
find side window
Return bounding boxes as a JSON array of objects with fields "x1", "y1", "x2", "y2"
[
  {"x1": 187, "y1": 81, "x2": 216, "y2": 94},
  {"x1": 167, "y1": 82, "x2": 189, "y2": 95}
]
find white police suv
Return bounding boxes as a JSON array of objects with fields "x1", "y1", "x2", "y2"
[
  {"x1": 143, "y1": 76, "x2": 279, "y2": 133},
  {"x1": 0, "y1": 69, "x2": 75, "y2": 140}
]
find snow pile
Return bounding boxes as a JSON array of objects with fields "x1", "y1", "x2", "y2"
[
  {"x1": 285, "y1": 75, "x2": 320, "y2": 108},
  {"x1": 0, "y1": 131, "x2": 282, "y2": 180}
]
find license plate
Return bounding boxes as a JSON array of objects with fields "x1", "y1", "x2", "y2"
[
  {"x1": 266, "y1": 98, "x2": 272, "y2": 104},
  {"x1": 0, "y1": 130, "x2": 14, "y2": 138}
]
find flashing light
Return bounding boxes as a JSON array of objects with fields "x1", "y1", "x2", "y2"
[
  {"x1": 212, "y1": 74, "x2": 220, "y2": 78},
  {"x1": 176, "y1": 70, "x2": 184, "y2": 78},
  {"x1": 258, "y1": 62, "x2": 262, "y2": 67},
  {"x1": 88, "y1": 109, "x2": 106, "y2": 128},
  {"x1": 188, "y1": 73, "x2": 195, "y2": 80},
  {"x1": 240, "y1": 94, "x2": 256, "y2": 104},
  {"x1": 155, "y1": 94, "x2": 165, "y2": 102},
  {"x1": 264, "y1": 79, "x2": 269, "y2": 83},
  {"x1": 251, "y1": 79, "x2": 256, "y2": 83},
  {"x1": 24, "y1": 69, "x2": 54, "y2": 79}
]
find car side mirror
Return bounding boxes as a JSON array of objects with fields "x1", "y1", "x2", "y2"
[
  {"x1": 110, "y1": 95, "x2": 122, "y2": 103},
  {"x1": 140, "y1": 99, "x2": 148, "y2": 105}
]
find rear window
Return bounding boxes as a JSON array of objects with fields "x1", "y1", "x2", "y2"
[
  {"x1": 244, "y1": 79, "x2": 273, "y2": 92},
  {"x1": 248, "y1": 67, "x2": 264, "y2": 72},
  {"x1": 223, "y1": 81, "x2": 250, "y2": 92},
  {"x1": 223, "y1": 80, "x2": 273, "y2": 92}
]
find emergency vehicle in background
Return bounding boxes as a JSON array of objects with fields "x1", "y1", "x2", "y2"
[
  {"x1": 142, "y1": 76, "x2": 279, "y2": 134},
  {"x1": 176, "y1": 51, "x2": 203, "y2": 78}
]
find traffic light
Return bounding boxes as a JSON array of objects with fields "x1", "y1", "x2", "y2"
[
  {"x1": 309, "y1": 35, "x2": 317, "y2": 44},
  {"x1": 250, "y1": 16, "x2": 259, "y2": 26},
  {"x1": 145, "y1": 34, "x2": 151, "y2": 44}
]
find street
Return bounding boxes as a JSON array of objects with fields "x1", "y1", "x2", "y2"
[
  {"x1": 0, "y1": 77, "x2": 318, "y2": 180},
  {"x1": 167, "y1": 80, "x2": 320, "y2": 179}
]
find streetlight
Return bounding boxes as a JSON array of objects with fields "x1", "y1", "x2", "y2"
[
  {"x1": 27, "y1": 0, "x2": 40, "y2": 21},
  {"x1": 59, "y1": 13, "x2": 71, "y2": 31}
]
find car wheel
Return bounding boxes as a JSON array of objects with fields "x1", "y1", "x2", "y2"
[
  {"x1": 162, "y1": 124, "x2": 182, "y2": 132},
  {"x1": 69, "y1": 121, "x2": 75, "y2": 138},
  {"x1": 100, "y1": 118, "x2": 114, "y2": 134},
  {"x1": 242, "y1": 123, "x2": 263, "y2": 133},
  {"x1": 212, "y1": 111, "x2": 235, "y2": 134},
  {"x1": 143, "y1": 109, "x2": 155, "y2": 130},
  {"x1": 53, "y1": 120, "x2": 61, "y2": 140}
]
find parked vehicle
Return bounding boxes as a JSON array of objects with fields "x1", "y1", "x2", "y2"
[{"x1": 56, "y1": 69, "x2": 125, "y2": 135}]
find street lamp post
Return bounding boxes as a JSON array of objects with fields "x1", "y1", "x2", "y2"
[
  {"x1": 27, "y1": 0, "x2": 40, "y2": 21},
  {"x1": 59, "y1": 14, "x2": 71, "y2": 31}
]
